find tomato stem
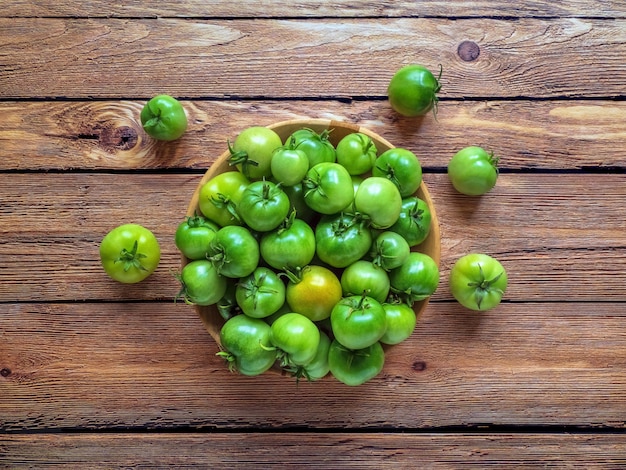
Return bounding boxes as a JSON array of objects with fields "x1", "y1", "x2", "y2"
[
  {"x1": 468, "y1": 263, "x2": 505, "y2": 309},
  {"x1": 302, "y1": 173, "x2": 327, "y2": 200},
  {"x1": 115, "y1": 240, "x2": 148, "y2": 272},
  {"x1": 186, "y1": 214, "x2": 207, "y2": 227},
  {"x1": 356, "y1": 292, "x2": 369, "y2": 309},
  {"x1": 431, "y1": 64, "x2": 443, "y2": 121},
  {"x1": 280, "y1": 266, "x2": 302, "y2": 284},
  {"x1": 207, "y1": 246, "x2": 227, "y2": 274},
  {"x1": 489, "y1": 152, "x2": 501, "y2": 173},
  {"x1": 216, "y1": 351, "x2": 238, "y2": 373},
  {"x1": 211, "y1": 193, "x2": 241, "y2": 224},
  {"x1": 285, "y1": 364, "x2": 312, "y2": 384},
  {"x1": 227, "y1": 139, "x2": 259, "y2": 178},
  {"x1": 142, "y1": 101, "x2": 162, "y2": 129}
]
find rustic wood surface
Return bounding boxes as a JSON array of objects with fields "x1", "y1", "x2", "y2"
[{"x1": 2, "y1": 1, "x2": 626, "y2": 467}]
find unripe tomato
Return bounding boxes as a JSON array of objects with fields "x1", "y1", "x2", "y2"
[
  {"x1": 229, "y1": 126, "x2": 282, "y2": 179},
  {"x1": 218, "y1": 315, "x2": 277, "y2": 376},
  {"x1": 387, "y1": 64, "x2": 441, "y2": 117},
  {"x1": 447, "y1": 146, "x2": 499, "y2": 196},
  {"x1": 285, "y1": 265, "x2": 342, "y2": 322},
  {"x1": 354, "y1": 177, "x2": 402, "y2": 229},
  {"x1": 449, "y1": 253, "x2": 508, "y2": 311},
  {"x1": 270, "y1": 312, "x2": 321, "y2": 367},
  {"x1": 140, "y1": 95, "x2": 187, "y2": 141},
  {"x1": 328, "y1": 340, "x2": 385, "y2": 386},
  {"x1": 330, "y1": 294, "x2": 387, "y2": 350},
  {"x1": 100, "y1": 223, "x2": 160, "y2": 284}
]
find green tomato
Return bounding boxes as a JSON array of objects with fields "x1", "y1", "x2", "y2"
[
  {"x1": 303, "y1": 162, "x2": 354, "y2": 215},
  {"x1": 372, "y1": 148, "x2": 423, "y2": 198},
  {"x1": 238, "y1": 180, "x2": 290, "y2": 232},
  {"x1": 288, "y1": 128, "x2": 336, "y2": 168},
  {"x1": 228, "y1": 126, "x2": 283, "y2": 180},
  {"x1": 389, "y1": 197, "x2": 432, "y2": 247},
  {"x1": 100, "y1": 223, "x2": 160, "y2": 284},
  {"x1": 315, "y1": 213, "x2": 373, "y2": 268},
  {"x1": 330, "y1": 294, "x2": 387, "y2": 350},
  {"x1": 271, "y1": 147, "x2": 309, "y2": 186},
  {"x1": 389, "y1": 252, "x2": 439, "y2": 304},
  {"x1": 198, "y1": 171, "x2": 250, "y2": 227},
  {"x1": 235, "y1": 267, "x2": 286, "y2": 319},
  {"x1": 270, "y1": 312, "x2": 321, "y2": 367},
  {"x1": 369, "y1": 231, "x2": 410, "y2": 271},
  {"x1": 387, "y1": 64, "x2": 441, "y2": 117},
  {"x1": 140, "y1": 94, "x2": 188, "y2": 141},
  {"x1": 285, "y1": 265, "x2": 343, "y2": 322},
  {"x1": 177, "y1": 259, "x2": 227, "y2": 306},
  {"x1": 328, "y1": 340, "x2": 385, "y2": 386},
  {"x1": 287, "y1": 330, "x2": 332, "y2": 382},
  {"x1": 449, "y1": 253, "x2": 508, "y2": 311},
  {"x1": 174, "y1": 215, "x2": 219, "y2": 260},
  {"x1": 354, "y1": 176, "x2": 402, "y2": 229},
  {"x1": 335, "y1": 132, "x2": 378, "y2": 175},
  {"x1": 379, "y1": 302, "x2": 417, "y2": 345},
  {"x1": 218, "y1": 314, "x2": 277, "y2": 376},
  {"x1": 207, "y1": 225, "x2": 260, "y2": 278},
  {"x1": 260, "y1": 213, "x2": 316, "y2": 271},
  {"x1": 448, "y1": 146, "x2": 499, "y2": 196},
  {"x1": 340, "y1": 260, "x2": 390, "y2": 304}
]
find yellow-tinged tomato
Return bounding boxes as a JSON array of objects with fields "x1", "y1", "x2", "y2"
[{"x1": 285, "y1": 265, "x2": 342, "y2": 322}]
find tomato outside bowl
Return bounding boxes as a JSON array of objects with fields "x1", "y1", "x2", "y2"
[{"x1": 183, "y1": 119, "x2": 441, "y2": 375}]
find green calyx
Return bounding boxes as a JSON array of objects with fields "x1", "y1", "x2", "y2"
[
  {"x1": 115, "y1": 240, "x2": 148, "y2": 272},
  {"x1": 227, "y1": 140, "x2": 259, "y2": 178},
  {"x1": 470, "y1": 263, "x2": 505, "y2": 309},
  {"x1": 216, "y1": 351, "x2": 238, "y2": 373},
  {"x1": 210, "y1": 193, "x2": 241, "y2": 223},
  {"x1": 142, "y1": 102, "x2": 162, "y2": 129},
  {"x1": 488, "y1": 152, "x2": 501, "y2": 172}
]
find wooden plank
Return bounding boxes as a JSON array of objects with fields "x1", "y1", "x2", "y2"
[
  {"x1": 1, "y1": 173, "x2": 625, "y2": 302},
  {"x1": 2, "y1": 433, "x2": 626, "y2": 468},
  {"x1": 3, "y1": 1, "x2": 626, "y2": 19},
  {"x1": 2, "y1": 18, "x2": 626, "y2": 99},
  {"x1": 1, "y1": 301, "x2": 626, "y2": 430},
  {"x1": 3, "y1": 99, "x2": 626, "y2": 171}
]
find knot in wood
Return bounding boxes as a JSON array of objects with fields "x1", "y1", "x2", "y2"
[
  {"x1": 0, "y1": 368, "x2": 11, "y2": 377},
  {"x1": 457, "y1": 41, "x2": 480, "y2": 62},
  {"x1": 102, "y1": 126, "x2": 138, "y2": 151}
]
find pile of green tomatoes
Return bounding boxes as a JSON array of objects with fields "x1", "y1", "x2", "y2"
[{"x1": 175, "y1": 125, "x2": 439, "y2": 386}]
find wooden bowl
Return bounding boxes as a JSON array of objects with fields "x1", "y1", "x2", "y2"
[{"x1": 184, "y1": 119, "x2": 441, "y2": 364}]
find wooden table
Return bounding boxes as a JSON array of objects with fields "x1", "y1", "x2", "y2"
[{"x1": 2, "y1": 1, "x2": 626, "y2": 467}]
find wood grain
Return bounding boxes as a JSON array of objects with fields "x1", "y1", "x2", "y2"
[
  {"x1": 3, "y1": 99, "x2": 626, "y2": 171},
  {"x1": 1, "y1": 173, "x2": 625, "y2": 302},
  {"x1": 2, "y1": 433, "x2": 626, "y2": 468},
  {"x1": 2, "y1": 18, "x2": 625, "y2": 99},
  {"x1": 2, "y1": 0, "x2": 626, "y2": 462},
  {"x1": 1, "y1": 301, "x2": 625, "y2": 430},
  {"x1": 3, "y1": 1, "x2": 625, "y2": 19}
]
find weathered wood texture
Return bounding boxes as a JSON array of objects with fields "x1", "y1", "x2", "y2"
[
  {"x1": 2, "y1": 18, "x2": 625, "y2": 99},
  {"x1": 3, "y1": 1, "x2": 626, "y2": 19},
  {"x1": 2, "y1": 100, "x2": 626, "y2": 171},
  {"x1": 1, "y1": 173, "x2": 625, "y2": 303},
  {"x1": 2, "y1": 0, "x2": 626, "y2": 465},
  {"x1": 2, "y1": 433, "x2": 626, "y2": 468},
  {"x1": 2, "y1": 302, "x2": 625, "y2": 430}
]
